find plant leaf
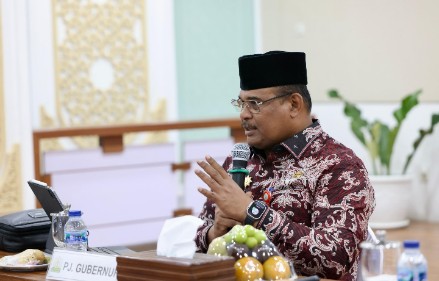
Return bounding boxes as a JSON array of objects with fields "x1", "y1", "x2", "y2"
[
  {"x1": 393, "y1": 90, "x2": 421, "y2": 124},
  {"x1": 403, "y1": 113, "x2": 439, "y2": 173},
  {"x1": 344, "y1": 102, "x2": 362, "y2": 119},
  {"x1": 328, "y1": 89, "x2": 340, "y2": 98},
  {"x1": 328, "y1": 90, "x2": 369, "y2": 146},
  {"x1": 368, "y1": 122, "x2": 382, "y2": 173},
  {"x1": 376, "y1": 123, "x2": 391, "y2": 174}
]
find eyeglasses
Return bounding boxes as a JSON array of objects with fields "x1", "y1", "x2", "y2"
[{"x1": 231, "y1": 92, "x2": 292, "y2": 113}]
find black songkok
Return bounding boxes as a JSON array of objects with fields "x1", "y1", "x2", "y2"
[{"x1": 238, "y1": 51, "x2": 307, "y2": 90}]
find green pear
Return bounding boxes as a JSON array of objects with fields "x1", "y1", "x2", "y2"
[{"x1": 207, "y1": 236, "x2": 228, "y2": 256}]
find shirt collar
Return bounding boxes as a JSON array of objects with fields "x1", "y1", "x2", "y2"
[
  {"x1": 250, "y1": 119, "x2": 322, "y2": 159},
  {"x1": 281, "y1": 119, "x2": 322, "y2": 158}
]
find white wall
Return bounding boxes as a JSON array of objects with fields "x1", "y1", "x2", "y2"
[{"x1": 259, "y1": 0, "x2": 439, "y2": 102}]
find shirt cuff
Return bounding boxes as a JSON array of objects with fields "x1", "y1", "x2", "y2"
[{"x1": 200, "y1": 224, "x2": 213, "y2": 252}]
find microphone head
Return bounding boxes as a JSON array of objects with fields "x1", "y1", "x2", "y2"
[{"x1": 231, "y1": 143, "x2": 250, "y2": 162}]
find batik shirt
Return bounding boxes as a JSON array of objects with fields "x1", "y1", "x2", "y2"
[{"x1": 194, "y1": 120, "x2": 375, "y2": 280}]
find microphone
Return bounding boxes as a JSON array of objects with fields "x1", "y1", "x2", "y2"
[{"x1": 229, "y1": 143, "x2": 250, "y2": 190}]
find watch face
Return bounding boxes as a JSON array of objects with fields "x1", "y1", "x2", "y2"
[
  {"x1": 250, "y1": 206, "x2": 261, "y2": 216},
  {"x1": 245, "y1": 201, "x2": 267, "y2": 225},
  {"x1": 248, "y1": 201, "x2": 266, "y2": 219}
]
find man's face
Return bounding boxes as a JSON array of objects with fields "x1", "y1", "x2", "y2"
[{"x1": 238, "y1": 87, "x2": 294, "y2": 150}]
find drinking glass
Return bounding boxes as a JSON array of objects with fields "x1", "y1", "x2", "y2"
[
  {"x1": 50, "y1": 211, "x2": 69, "y2": 248},
  {"x1": 360, "y1": 230, "x2": 401, "y2": 281}
]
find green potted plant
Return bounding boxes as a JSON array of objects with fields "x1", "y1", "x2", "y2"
[{"x1": 328, "y1": 89, "x2": 439, "y2": 228}]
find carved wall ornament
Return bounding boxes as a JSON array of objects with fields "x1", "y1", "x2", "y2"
[{"x1": 42, "y1": 0, "x2": 167, "y2": 150}]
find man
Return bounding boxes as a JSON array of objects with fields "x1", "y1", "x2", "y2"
[{"x1": 194, "y1": 51, "x2": 375, "y2": 280}]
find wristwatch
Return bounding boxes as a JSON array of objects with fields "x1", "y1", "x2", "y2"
[{"x1": 244, "y1": 200, "x2": 267, "y2": 225}]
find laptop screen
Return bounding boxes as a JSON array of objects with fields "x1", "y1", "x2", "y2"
[{"x1": 27, "y1": 179, "x2": 64, "y2": 220}]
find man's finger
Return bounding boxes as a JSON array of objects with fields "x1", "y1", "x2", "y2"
[
  {"x1": 197, "y1": 187, "x2": 215, "y2": 200},
  {"x1": 196, "y1": 158, "x2": 224, "y2": 184},
  {"x1": 205, "y1": 155, "x2": 230, "y2": 179},
  {"x1": 194, "y1": 168, "x2": 220, "y2": 192}
]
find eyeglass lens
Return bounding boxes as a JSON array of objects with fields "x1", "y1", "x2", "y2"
[{"x1": 231, "y1": 99, "x2": 260, "y2": 113}]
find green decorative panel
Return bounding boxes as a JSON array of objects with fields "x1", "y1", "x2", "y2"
[{"x1": 174, "y1": 0, "x2": 254, "y2": 141}]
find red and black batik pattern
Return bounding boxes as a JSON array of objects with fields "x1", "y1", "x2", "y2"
[{"x1": 195, "y1": 120, "x2": 375, "y2": 281}]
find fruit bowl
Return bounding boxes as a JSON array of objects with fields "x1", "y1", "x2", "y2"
[{"x1": 207, "y1": 225, "x2": 298, "y2": 281}]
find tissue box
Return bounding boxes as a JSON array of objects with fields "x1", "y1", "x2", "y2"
[{"x1": 117, "y1": 250, "x2": 235, "y2": 281}]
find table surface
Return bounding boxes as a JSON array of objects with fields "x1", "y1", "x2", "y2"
[{"x1": 0, "y1": 220, "x2": 437, "y2": 281}]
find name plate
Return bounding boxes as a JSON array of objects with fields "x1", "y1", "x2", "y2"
[{"x1": 46, "y1": 248, "x2": 117, "y2": 281}]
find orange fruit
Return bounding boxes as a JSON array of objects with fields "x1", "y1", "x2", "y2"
[
  {"x1": 263, "y1": 256, "x2": 292, "y2": 280},
  {"x1": 234, "y1": 256, "x2": 264, "y2": 281}
]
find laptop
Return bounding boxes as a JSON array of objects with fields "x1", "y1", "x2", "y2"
[{"x1": 28, "y1": 179, "x2": 135, "y2": 256}]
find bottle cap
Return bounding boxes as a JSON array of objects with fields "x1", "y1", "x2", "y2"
[
  {"x1": 69, "y1": 210, "x2": 82, "y2": 217},
  {"x1": 403, "y1": 240, "x2": 420, "y2": 249}
]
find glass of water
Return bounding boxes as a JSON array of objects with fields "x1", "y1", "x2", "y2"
[
  {"x1": 360, "y1": 230, "x2": 401, "y2": 281},
  {"x1": 50, "y1": 211, "x2": 70, "y2": 248}
]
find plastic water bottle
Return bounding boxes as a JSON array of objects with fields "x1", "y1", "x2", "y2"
[
  {"x1": 64, "y1": 210, "x2": 88, "y2": 251},
  {"x1": 397, "y1": 240, "x2": 427, "y2": 281}
]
